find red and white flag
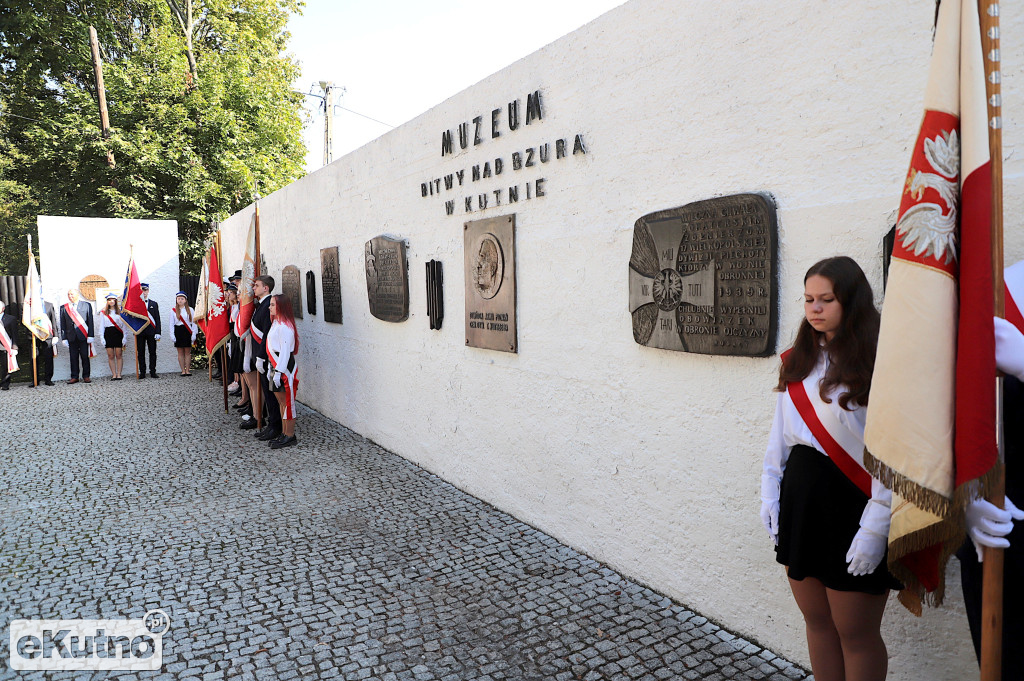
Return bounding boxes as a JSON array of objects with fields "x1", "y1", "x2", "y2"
[
  {"x1": 235, "y1": 208, "x2": 258, "y2": 337},
  {"x1": 864, "y1": 0, "x2": 997, "y2": 613},
  {"x1": 205, "y1": 241, "x2": 230, "y2": 355},
  {"x1": 194, "y1": 253, "x2": 209, "y2": 335}
]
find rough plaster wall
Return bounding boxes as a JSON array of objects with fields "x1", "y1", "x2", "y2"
[
  {"x1": 220, "y1": 1, "x2": 1024, "y2": 678},
  {"x1": 37, "y1": 216, "x2": 181, "y2": 379}
]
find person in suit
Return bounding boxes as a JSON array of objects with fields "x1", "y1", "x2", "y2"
[
  {"x1": 29, "y1": 299, "x2": 59, "y2": 387},
  {"x1": 251, "y1": 275, "x2": 281, "y2": 442},
  {"x1": 60, "y1": 288, "x2": 94, "y2": 384},
  {"x1": 136, "y1": 283, "x2": 161, "y2": 378},
  {"x1": 0, "y1": 300, "x2": 19, "y2": 391}
]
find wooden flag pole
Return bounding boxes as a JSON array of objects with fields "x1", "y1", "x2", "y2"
[
  {"x1": 27, "y1": 238, "x2": 39, "y2": 387},
  {"x1": 979, "y1": 1, "x2": 1006, "y2": 679}
]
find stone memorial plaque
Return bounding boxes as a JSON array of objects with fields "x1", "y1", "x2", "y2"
[
  {"x1": 628, "y1": 193, "x2": 777, "y2": 356},
  {"x1": 465, "y1": 214, "x2": 517, "y2": 353},
  {"x1": 306, "y1": 270, "x2": 317, "y2": 315},
  {"x1": 320, "y1": 246, "x2": 343, "y2": 324},
  {"x1": 281, "y1": 265, "x2": 303, "y2": 319},
  {"x1": 365, "y1": 235, "x2": 410, "y2": 322}
]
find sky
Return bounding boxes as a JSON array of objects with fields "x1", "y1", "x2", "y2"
[{"x1": 286, "y1": 0, "x2": 627, "y2": 174}]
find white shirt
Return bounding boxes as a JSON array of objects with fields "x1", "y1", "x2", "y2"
[
  {"x1": 169, "y1": 307, "x2": 198, "y2": 338},
  {"x1": 97, "y1": 309, "x2": 127, "y2": 338},
  {"x1": 266, "y1": 320, "x2": 296, "y2": 378},
  {"x1": 763, "y1": 352, "x2": 892, "y2": 537}
]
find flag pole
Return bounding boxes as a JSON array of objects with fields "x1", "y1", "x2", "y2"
[
  {"x1": 131, "y1": 244, "x2": 140, "y2": 381},
  {"x1": 27, "y1": 236, "x2": 38, "y2": 387},
  {"x1": 216, "y1": 227, "x2": 229, "y2": 413},
  {"x1": 979, "y1": 1, "x2": 1005, "y2": 679},
  {"x1": 253, "y1": 192, "x2": 263, "y2": 432}
]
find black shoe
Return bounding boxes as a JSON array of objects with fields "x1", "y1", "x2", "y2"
[
  {"x1": 229, "y1": 388, "x2": 242, "y2": 396},
  {"x1": 271, "y1": 435, "x2": 297, "y2": 449},
  {"x1": 232, "y1": 402, "x2": 251, "y2": 411},
  {"x1": 44, "y1": 381, "x2": 54, "y2": 386},
  {"x1": 150, "y1": 372, "x2": 159, "y2": 378},
  {"x1": 240, "y1": 418, "x2": 258, "y2": 430},
  {"x1": 1, "y1": 386, "x2": 8, "y2": 391},
  {"x1": 257, "y1": 428, "x2": 281, "y2": 441},
  {"x1": 27, "y1": 383, "x2": 36, "y2": 389},
  {"x1": 138, "y1": 374, "x2": 146, "y2": 379}
]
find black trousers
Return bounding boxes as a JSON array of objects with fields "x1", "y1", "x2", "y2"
[
  {"x1": 68, "y1": 339, "x2": 90, "y2": 379},
  {"x1": 33, "y1": 339, "x2": 54, "y2": 383},
  {"x1": 0, "y1": 352, "x2": 11, "y2": 388},
  {"x1": 136, "y1": 334, "x2": 157, "y2": 374},
  {"x1": 259, "y1": 367, "x2": 282, "y2": 430}
]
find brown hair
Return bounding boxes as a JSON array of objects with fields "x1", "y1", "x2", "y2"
[{"x1": 776, "y1": 256, "x2": 880, "y2": 409}]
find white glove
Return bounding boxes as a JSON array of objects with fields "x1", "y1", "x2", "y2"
[
  {"x1": 994, "y1": 317, "x2": 1024, "y2": 381},
  {"x1": 846, "y1": 527, "x2": 887, "y2": 576},
  {"x1": 256, "y1": 358, "x2": 266, "y2": 373},
  {"x1": 154, "y1": 334, "x2": 161, "y2": 341},
  {"x1": 10, "y1": 348, "x2": 17, "y2": 356},
  {"x1": 87, "y1": 338, "x2": 93, "y2": 344},
  {"x1": 272, "y1": 371, "x2": 282, "y2": 389},
  {"x1": 191, "y1": 334, "x2": 197, "y2": 343},
  {"x1": 62, "y1": 340, "x2": 69, "y2": 348},
  {"x1": 966, "y1": 495, "x2": 1024, "y2": 562},
  {"x1": 760, "y1": 474, "x2": 781, "y2": 544}
]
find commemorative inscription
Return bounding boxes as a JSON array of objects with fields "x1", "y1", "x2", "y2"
[
  {"x1": 320, "y1": 246, "x2": 343, "y2": 324},
  {"x1": 281, "y1": 265, "x2": 303, "y2": 319},
  {"x1": 306, "y1": 270, "x2": 317, "y2": 315},
  {"x1": 628, "y1": 194, "x2": 777, "y2": 356},
  {"x1": 465, "y1": 214, "x2": 517, "y2": 353},
  {"x1": 365, "y1": 236, "x2": 409, "y2": 322}
]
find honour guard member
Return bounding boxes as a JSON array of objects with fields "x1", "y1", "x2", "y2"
[{"x1": 60, "y1": 288, "x2": 94, "y2": 384}]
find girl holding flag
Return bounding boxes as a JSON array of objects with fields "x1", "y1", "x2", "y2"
[
  {"x1": 169, "y1": 292, "x2": 198, "y2": 377},
  {"x1": 760, "y1": 256, "x2": 900, "y2": 681},
  {"x1": 266, "y1": 293, "x2": 299, "y2": 449},
  {"x1": 98, "y1": 293, "x2": 127, "y2": 380}
]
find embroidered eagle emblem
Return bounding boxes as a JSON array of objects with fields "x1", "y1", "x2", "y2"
[{"x1": 897, "y1": 129, "x2": 960, "y2": 265}]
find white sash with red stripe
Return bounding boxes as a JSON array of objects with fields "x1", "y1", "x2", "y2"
[
  {"x1": 0, "y1": 322, "x2": 18, "y2": 373},
  {"x1": 784, "y1": 351, "x2": 871, "y2": 496}
]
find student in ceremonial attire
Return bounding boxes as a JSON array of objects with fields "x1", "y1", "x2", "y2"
[
  {"x1": 97, "y1": 293, "x2": 127, "y2": 380},
  {"x1": 60, "y1": 288, "x2": 94, "y2": 384},
  {"x1": 136, "y1": 283, "x2": 161, "y2": 378},
  {"x1": 169, "y1": 292, "x2": 198, "y2": 376},
  {"x1": 29, "y1": 299, "x2": 59, "y2": 387},
  {"x1": 266, "y1": 293, "x2": 299, "y2": 449},
  {"x1": 0, "y1": 300, "x2": 19, "y2": 391},
  {"x1": 760, "y1": 256, "x2": 899, "y2": 681},
  {"x1": 251, "y1": 275, "x2": 282, "y2": 442},
  {"x1": 954, "y1": 259, "x2": 1024, "y2": 679},
  {"x1": 225, "y1": 284, "x2": 243, "y2": 397}
]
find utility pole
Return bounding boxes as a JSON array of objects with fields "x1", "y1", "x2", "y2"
[
  {"x1": 319, "y1": 81, "x2": 345, "y2": 166},
  {"x1": 88, "y1": 25, "x2": 115, "y2": 169}
]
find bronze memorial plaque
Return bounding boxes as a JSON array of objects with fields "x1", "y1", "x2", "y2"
[
  {"x1": 365, "y1": 235, "x2": 409, "y2": 322},
  {"x1": 628, "y1": 193, "x2": 777, "y2": 356},
  {"x1": 465, "y1": 214, "x2": 517, "y2": 353},
  {"x1": 320, "y1": 246, "x2": 343, "y2": 324},
  {"x1": 281, "y1": 265, "x2": 303, "y2": 319}
]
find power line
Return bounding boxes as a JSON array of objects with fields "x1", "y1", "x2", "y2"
[{"x1": 333, "y1": 104, "x2": 393, "y2": 129}]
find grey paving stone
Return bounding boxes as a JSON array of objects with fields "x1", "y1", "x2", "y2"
[{"x1": 0, "y1": 378, "x2": 809, "y2": 681}]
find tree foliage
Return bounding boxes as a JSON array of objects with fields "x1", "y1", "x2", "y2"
[{"x1": 0, "y1": 0, "x2": 306, "y2": 274}]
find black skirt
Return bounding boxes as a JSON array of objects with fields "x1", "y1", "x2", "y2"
[
  {"x1": 173, "y1": 324, "x2": 193, "y2": 348},
  {"x1": 103, "y1": 326, "x2": 124, "y2": 349},
  {"x1": 228, "y1": 334, "x2": 243, "y2": 373},
  {"x1": 776, "y1": 444, "x2": 903, "y2": 594}
]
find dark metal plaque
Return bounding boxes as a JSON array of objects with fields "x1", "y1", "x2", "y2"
[
  {"x1": 281, "y1": 265, "x2": 303, "y2": 319},
  {"x1": 306, "y1": 270, "x2": 317, "y2": 315},
  {"x1": 628, "y1": 194, "x2": 777, "y2": 356},
  {"x1": 365, "y1": 236, "x2": 409, "y2": 322},
  {"x1": 465, "y1": 214, "x2": 516, "y2": 353},
  {"x1": 426, "y1": 260, "x2": 444, "y2": 330},
  {"x1": 320, "y1": 246, "x2": 343, "y2": 324}
]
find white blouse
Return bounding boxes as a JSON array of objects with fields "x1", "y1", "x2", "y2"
[
  {"x1": 763, "y1": 352, "x2": 892, "y2": 537},
  {"x1": 97, "y1": 310, "x2": 127, "y2": 339},
  {"x1": 169, "y1": 307, "x2": 198, "y2": 338},
  {"x1": 266, "y1": 320, "x2": 296, "y2": 378}
]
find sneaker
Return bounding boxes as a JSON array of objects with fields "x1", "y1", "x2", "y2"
[{"x1": 227, "y1": 382, "x2": 239, "y2": 391}]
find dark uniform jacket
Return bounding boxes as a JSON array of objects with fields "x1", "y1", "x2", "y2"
[
  {"x1": 251, "y1": 295, "x2": 272, "y2": 363},
  {"x1": 59, "y1": 300, "x2": 94, "y2": 342},
  {"x1": 139, "y1": 299, "x2": 161, "y2": 336}
]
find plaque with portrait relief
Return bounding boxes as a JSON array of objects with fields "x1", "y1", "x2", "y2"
[
  {"x1": 628, "y1": 194, "x2": 777, "y2": 356},
  {"x1": 465, "y1": 214, "x2": 517, "y2": 353},
  {"x1": 365, "y1": 236, "x2": 409, "y2": 323}
]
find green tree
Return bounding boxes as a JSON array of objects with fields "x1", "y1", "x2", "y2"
[{"x1": 0, "y1": 0, "x2": 306, "y2": 273}]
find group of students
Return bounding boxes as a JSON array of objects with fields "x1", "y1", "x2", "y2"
[
  {"x1": 222, "y1": 272, "x2": 301, "y2": 450},
  {"x1": 760, "y1": 256, "x2": 1024, "y2": 681}
]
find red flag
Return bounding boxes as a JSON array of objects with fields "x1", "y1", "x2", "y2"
[
  {"x1": 235, "y1": 208, "x2": 258, "y2": 337},
  {"x1": 864, "y1": 0, "x2": 997, "y2": 613},
  {"x1": 119, "y1": 255, "x2": 152, "y2": 335},
  {"x1": 204, "y1": 244, "x2": 229, "y2": 355}
]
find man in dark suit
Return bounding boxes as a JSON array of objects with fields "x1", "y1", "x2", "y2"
[
  {"x1": 29, "y1": 300, "x2": 59, "y2": 387},
  {"x1": 0, "y1": 300, "x2": 19, "y2": 391},
  {"x1": 252, "y1": 275, "x2": 281, "y2": 441},
  {"x1": 60, "y1": 288, "x2": 94, "y2": 384},
  {"x1": 136, "y1": 283, "x2": 161, "y2": 378}
]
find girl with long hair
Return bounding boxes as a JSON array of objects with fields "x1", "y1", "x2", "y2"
[
  {"x1": 760, "y1": 256, "x2": 900, "y2": 681},
  {"x1": 169, "y1": 292, "x2": 198, "y2": 376},
  {"x1": 97, "y1": 293, "x2": 127, "y2": 380},
  {"x1": 266, "y1": 293, "x2": 299, "y2": 449}
]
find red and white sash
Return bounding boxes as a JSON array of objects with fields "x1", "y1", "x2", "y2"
[
  {"x1": 64, "y1": 303, "x2": 96, "y2": 357},
  {"x1": 0, "y1": 323, "x2": 17, "y2": 373},
  {"x1": 250, "y1": 320, "x2": 265, "y2": 345},
  {"x1": 103, "y1": 312, "x2": 120, "y2": 329},
  {"x1": 783, "y1": 350, "x2": 871, "y2": 496},
  {"x1": 175, "y1": 308, "x2": 190, "y2": 326}
]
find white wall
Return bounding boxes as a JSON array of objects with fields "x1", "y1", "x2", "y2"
[
  {"x1": 38, "y1": 216, "x2": 181, "y2": 379},
  {"x1": 219, "y1": 1, "x2": 1024, "y2": 678}
]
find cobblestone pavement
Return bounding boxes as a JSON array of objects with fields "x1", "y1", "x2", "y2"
[{"x1": 1, "y1": 377, "x2": 810, "y2": 681}]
